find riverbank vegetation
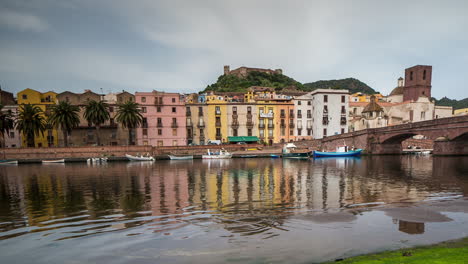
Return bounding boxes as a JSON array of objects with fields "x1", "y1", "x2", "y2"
[{"x1": 324, "y1": 237, "x2": 468, "y2": 264}]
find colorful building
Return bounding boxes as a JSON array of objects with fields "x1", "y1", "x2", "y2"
[
  {"x1": 135, "y1": 91, "x2": 187, "y2": 146},
  {"x1": 17, "y1": 88, "x2": 58, "y2": 147},
  {"x1": 205, "y1": 93, "x2": 228, "y2": 143}
]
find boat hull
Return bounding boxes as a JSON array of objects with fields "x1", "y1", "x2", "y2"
[
  {"x1": 0, "y1": 160, "x2": 18, "y2": 165},
  {"x1": 282, "y1": 152, "x2": 310, "y2": 159},
  {"x1": 313, "y1": 149, "x2": 363, "y2": 158},
  {"x1": 125, "y1": 154, "x2": 155, "y2": 161},
  {"x1": 168, "y1": 155, "x2": 193, "y2": 160},
  {"x1": 42, "y1": 159, "x2": 65, "y2": 163},
  {"x1": 202, "y1": 155, "x2": 232, "y2": 159}
]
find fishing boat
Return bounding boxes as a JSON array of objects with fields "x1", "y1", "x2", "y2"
[
  {"x1": 313, "y1": 146, "x2": 363, "y2": 158},
  {"x1": 270, "y1": 154, "x2": 281, "y2": 158},
  {"x1": 42, "y1": 159, "x2": 65, "y2": 163},
  {"x1": 202, "y1": 149, "x2": 232, "y2": 159},
  {"x1": 168, "y1": 155, "x2": 193, "y2": 160},
  {"x1": 0, "y1": 160, "x2": 18, "y2": 165},
  {"x1": 125, "y1": 154, "x2": 155, "y2": 161},
  {"x1": 282, "y1": 143, "x2": 310, "y2": 159}
]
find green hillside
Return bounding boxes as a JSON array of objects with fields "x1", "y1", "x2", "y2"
[
  {"x1": 433, "y1": 97, "x2": 468, "y2": 110},
  {"x1": 203, "y1": 71, "x2": 303, "y2": 93},
  {"x1": 303, "y1": 78, "x2": 377, "y2": 94}
]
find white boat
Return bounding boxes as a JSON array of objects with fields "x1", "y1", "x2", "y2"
[
  {"x1": 202, "y1": 149, "x2": 232, "y2": 159},
  {"x1": 168, "y1": 155, "x2": 193, "y2": 160},
  {"x1": 87, "y1": 157, "x2": 108, "y2": 164},
  {"x1": 42, "y1": 159, "x2": 65, "y2": 163},
  {"x1": 125, "y1": 154, "x2": 155, "y2": 161}
]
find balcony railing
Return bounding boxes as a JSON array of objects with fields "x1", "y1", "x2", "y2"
[
  {"x1": 289, "y1": 123, "x2": 295, "y2": 128},
  {"x1": 268, "y1": 124, "x2": 274, "y2": 129},
  {"x1": 198, "y1": 123, "x2": 205, "y2": 128},
  {"x1": 231, "y1": 122, "x2": 239, "y2": 129},
  {"x1": 246, "y1": 121, "x2": 254, "y2": 128},
  {"x1": 171, "y1": 123, "x2": 178, "y2": 128},
  {"x1": 259, "y1": 123, "x2": 265, "y2": 128},
  {"x1": 297, "y1": 114, "x2": 302, "y2": 119},
  {"x1": 186, "y1": 111, "x2": 191, "y2": 116}
]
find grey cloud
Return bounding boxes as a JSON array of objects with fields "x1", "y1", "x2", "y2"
[{"x1": 0, "y1": 8, "x2": 49, "y2": 32}]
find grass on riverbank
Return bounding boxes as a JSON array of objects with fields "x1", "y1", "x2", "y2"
[{"x1": 324, "y1": 237, "x2": 468, "y2": 264}]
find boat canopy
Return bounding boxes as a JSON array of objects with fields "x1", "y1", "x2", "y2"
[{"x1": 227, "y1": 136, "x2": 259, "y2": 143}]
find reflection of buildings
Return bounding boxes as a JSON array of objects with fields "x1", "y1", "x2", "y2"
[{"x1": 398, "y1": 220, "x2": 425, "y2": 234}]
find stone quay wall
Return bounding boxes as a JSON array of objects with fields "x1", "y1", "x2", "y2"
[{"x1": 1, "y1": 144, "x2": 263, "y2": 160}]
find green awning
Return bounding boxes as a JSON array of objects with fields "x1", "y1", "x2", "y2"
[{"x1": 228, "y1": 136, "x2": 259, "y2": 142}]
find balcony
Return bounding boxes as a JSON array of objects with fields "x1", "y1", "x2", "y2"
[
  {"x1": 259, "y1": 123, "x2": 265, "y2": 129},
  {"x1": 280, "y1": 113, "x2": 286, "y2": 118},
  {"x1": 215, "y1": 135, "x2": 222, "y2": 140},
  {"x1": 186, "y1": 120, "x2": 193, "y2": 127},
  {"x1": 186, "y1": 111, "x2": 191, "y2": 117},
  {"x1": 246, "y1": 121, "x2": 254, "y2": 128},
  {"x1": 231, "y1": 122, "x2": 239, "y2": 129},
  {"x1": 215, "y1": 110, "x2": 221, "y2": 115},
  {"x1": 297, "y1": 114, "x2": 302, "y2": 119},
  {"x1": 289, "y1": 123, "x2": 295, "y2": 128},
  {"x1": 198, "y1": 111, "x2": 204, "y2": 117},
  {"x1": 340, "y1": 116, "x2": 347, "y2": 125},
  {"x1": 171, "y1": 122, "x2": 178, "y2": 128},
  {"x1": 157, "y1": 123, "x2": 163, "y2": 128},
  {"x1": 268, "y1": 124, "x2": 274, "y2": 129},
  {"x1": 232, "y1": 113, "x2": 238, "y2": 118},
  {"x1": 307, "y1": 114, "x2": 312, "y2": 119},
  {"x1": 247, "y1": 113, "x2": 252, "y2": 119},
  {"x1": 154, "y1": 98, "x2": 163, "y2": 105},
  {"x1": 322, "y1": 116, "x2": 329, "y2": 126},
  {"x1": 280, "y1": 123, "x2": 286, "y2": 128},
  {"x1": 289, "y1": 112, "x2": 295, "y2": 118},
  {"x1": 215, "y1": 122, "x2": 221, "y2": 127}
]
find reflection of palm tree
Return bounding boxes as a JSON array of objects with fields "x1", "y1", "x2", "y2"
[{"x1": 120, "y1": 175, "x2": 146, "y2": 213}]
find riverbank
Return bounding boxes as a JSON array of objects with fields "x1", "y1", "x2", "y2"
[{"x1": 324, "y1": 237, "x2": 468, "y2": 263}]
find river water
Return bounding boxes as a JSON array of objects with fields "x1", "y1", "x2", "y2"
[{"x1": 1, "y1": 156, "x2": 468, "y2": 263}]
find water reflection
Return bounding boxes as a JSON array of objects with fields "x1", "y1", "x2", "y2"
[{"x1": 0, "y1": 156, "x2": 467, "y2": 242}]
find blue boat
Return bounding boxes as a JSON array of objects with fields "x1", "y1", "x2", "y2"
[{"x1": 313, "y1": 149, "x2": 363, "y2": 158}]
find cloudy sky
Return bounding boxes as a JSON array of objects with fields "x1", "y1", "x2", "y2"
[{"x1": 1, "y1": 0, "x2": 467, "y2": 99}]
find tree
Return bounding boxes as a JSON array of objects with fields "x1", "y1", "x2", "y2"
[
  {"x1": 0, "y1": 105, "x2": 15, "y2": 148},
  {"x1": 48, "y1": 101, "x2": 81, "y2": 147},
  {"x1": 83, "y1": 100, "x2": 110, "y2": 146},
  {"x1": 16, "y1": 104, "x2": 46, "y2": 147},
  {"x1": 115, "y1": 101, "x2": 143, "y2": 145}
]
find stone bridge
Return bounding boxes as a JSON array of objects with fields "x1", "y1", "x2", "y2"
[{"x1": 321, "y1": 115, "x2": 468, "y2": 155}]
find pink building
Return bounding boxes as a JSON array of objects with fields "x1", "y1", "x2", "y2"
[{"x1": 135, "y1": 91, "x2": 187, "y2": 146}]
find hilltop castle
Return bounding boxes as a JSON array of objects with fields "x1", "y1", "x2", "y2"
[{"x1": 223, "y1": 65, "x2": 283, "y2": 78}]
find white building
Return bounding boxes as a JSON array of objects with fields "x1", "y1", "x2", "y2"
[
  {"x1": 310, "y1": 89, "x2": 349, "y2": 139},
  {"x1": 293, "y1": 93, "x2": 313, "y2": 140}
]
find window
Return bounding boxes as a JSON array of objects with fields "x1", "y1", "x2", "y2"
[
  {"x1": 233, "y1": 106, "x2": 237, "y2": 114},
  {"x1": 341, "y1": 106, "x2": 346, "y2": 114},
  {"x1": 298, "y1": 101, "x2": 302, "y2": 105},
  {"x1": 297, "y1": 110, "x2": 302, "y2": 118},
  {"x1": 341, "y1": 128, "x2": 345, "y2": 134},
  {"x1": 323, "y1": 128, "x2": 327, "y2": 137},
  {"x1": 421, "y1": 111, "x2": 426, "y2": 120},
  {"x1": 141, "y1": 107, "x2": 147, "y2": 113},
  {"x1": 199, "y1": 106, "x2": 203, "y2": 115},
  {"x1": 268, "y1": 129, "x2": 273, "y2": 137},
  {"x1": 290, "y1": 129, "x2": 293, "y2": 135},
  {"x1": 109, "y1": 106, "x2": 114, "y2": 113},
  {"x1": 324, "y1": 105, "x2": 328, "y2": 113},
  {"x1": 259, "y1": 130, "x2": 264, "y2": 138},
  {"x1": 281, "y1": 128, "x2": 285, "y2": 136},
  {"x1": 410, "y1": 71, "x2": 413, "y2": 81},
  {"x1": 353, "y1": 108, "x2": 357, "y2": 115},
  {"x1": 22, "y1": 94, "x2": 27, "y2": 100},
  {"x1": 423, "y1": 70, "x2": 426, "y2": 80},
  {"x1": 233, "y1": 129, "x2": 238, "y2": 136},
  {"x1": 280, "y1": 109, "x2": 285, "y2": 117},
  {"x1": 172, "y1": 129, "x2": 177, "y2": 136},
  {"x1": 247, "y1": 129, "x2": 252, "y2": 136},
  {"x1": 324, "y1": 95, "x2": 328, "y2": 103},
  {"x1": 172, "y1": 107, "x2": 176, "y2": 113},
  {"x1": 297, "y1": 129, "x2": 302, "y2": 136},
  {"x1": 157, "y1": 106, "x2": 161, "y2": 112},
  {"x1": 247, "y1": 106, "x2": 252, "y2": 114},
  {"x1": 307, "y1": 129, "x2": 311, "y2": 136},
  {"x1": 157, "y1": 118, "x2": 162, "y2": 125},
  {"x1": 215, "y1": 106, "x2": 221, "y2": 114},
  {"x1": 143, "y1": 129, "x2": 148, "y2": 136},
  {"x1": 10, "y1": 132, "x2": 14, "y2": 138},
  {"x1": 158, "y1": 129, "x2": 162, "y2": 135},
  {"x1": 143, "y1": 140, "x2": 148, "y2": 146},
  {"x1": 110, "y1": 118, "x2": 115, "y2": 126},
  {"x1": 129, "y1": 97, "x2": 133, "y2": 102},
  {"x1": 216, "y1": 128, "x2": 221, "y2": 136},
  {"x1": 158, "y1": 140, "x2": 163, "y2": 146},
  {"x1": 307, "y1": 101, "x2": 311, "y2": 105},
  {"x1": 341, "y1": 95, "x2": 345, "y2": 103},
  {"x1": 142, "y1": 97, "x2": 146, "y2": 103},
  {"x1": 172, "y1": 98, "x2": 176, "y2": 103},
  {"x1": 307, "y1": 110, "x2": 311, "y2": 118},
  {"x1": 173, "y1": 140, "x2": 178, "y2": 146},
  {"x1": 142, "y1": 118, "x2": 148, "y2": 128}
]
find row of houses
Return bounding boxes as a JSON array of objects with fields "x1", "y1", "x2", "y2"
[{"x1": 1, "y1": 65, "x2": 454, "y2": 148}]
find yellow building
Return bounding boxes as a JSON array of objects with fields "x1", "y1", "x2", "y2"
[
  {"x1": 205, "y1": 94, "x2": 228, "y2": 142},
  {"x1": 17, "y1": 88, "x2": 58, "y2": 147},
  {"x1": 350, "y1": 92, "x2": 383, "y2": 103},
  {"x1": 454, "y1": 108, "x2": 468, "y2": 116}
]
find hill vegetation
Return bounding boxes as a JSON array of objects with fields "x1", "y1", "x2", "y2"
[
  {"x1": 303, "y1": 78, "x2": 377, "y2": 94},
  {"x1": 433, "y1": 97, "x2": 468, "y2": 110}
]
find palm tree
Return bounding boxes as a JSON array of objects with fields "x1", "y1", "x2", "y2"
[
  {"x1": 48, "y1": 101, "x2": 81, "y2": 147},
  {"x1": 0, "y1": 105, "x2": 15, "y2": 148},
  {"x1": 16, "y1": 104, "x2": 46, "y2": 147},
  {"x1": 115, "y1": 101, "x2": 143, "y2": 145},
  {"x1": 83, "y1": 100, "x2": 110, "y2": 146}
]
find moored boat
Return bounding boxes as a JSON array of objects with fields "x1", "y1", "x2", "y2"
[
  {"x1": 270, "y1": 154, "x2": 281, "y2": 158},
  {"x1": 0, "y1": 160, "x2": 18, "y2": 165},
  {"x1": 202, "y1": 149, "x2": 232, "y2": 159},
  {"x1": 42, "y1": 159, "x2": 65, "y2": 163},
  {"x1": 168, "y1": 155, "x2": 193, "y2": 160},
  {"x1": 125, "y1": 154, "x2": 155, "y2": 161},
  {"x1": 282, "y1": 143, "x2": 310, "y2": 159},
  {"x1": 313, "y1": 146, "x2": 363, "y2": 158}
]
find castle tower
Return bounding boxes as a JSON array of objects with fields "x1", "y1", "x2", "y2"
[
  {"x1": 397, "y1": 77, "x2": 404, "y2": 87},
  {"x1": 224, "y1": 65, "x2": 230, "y2": 75},
  {"x1": 403, "y1": 65, "x2": 432, "y2": 101}
]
